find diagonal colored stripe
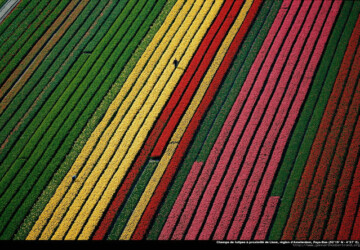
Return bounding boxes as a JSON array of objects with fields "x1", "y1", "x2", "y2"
[
  {"x1": 189, "y1": 0, "x2": 300, "y2": 240},
  {"x1": 158, "y1": 162, "x2": 203, "y2": 240},
  {"x1": 307, "y1": 61, "x2": 360, "y2": 240},
  {"x1": 351, "y1": 205, "x2": 360, "y2": 240},
  {"x1": 151, "y1": 0, "x2": 244, "y2": 158},
  {"x1": 107, "y1": 159, "x2": 159, "y2": 240},
  {"x1": 14, "y1": 0, "x2": 175, "y2": 240},
  {"x1": 47, "y1": 0, "x2": 212, "y2": 240},
  {"x1": 124, "y1": 0, "x2": 256, "y2": 239},
  {"x1": 92, "y1": 0, "x2": 238, "y2": 240},
  {"x1": 129, "y1": 0, "x2": 262, "y2": 240},
  {"x1": 203, "y1": 0, "x2": 326, "y2": 240},
  {"x1": 295, "y1": 44, "x2": 360, "y2": 241}
]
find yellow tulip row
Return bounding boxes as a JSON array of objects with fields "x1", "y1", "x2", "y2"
[
  {"x1": 60, "y1": 0, "x2": 207, "y2": 240},
  {"x1": 65, "y1": 0, "x2": 220, "y2": 240},
  {"x1": 119, "y1": 0, "x2": 254, "y2": 240},
  {"x1": 26, "y1": 0, "x2": 188, "y2": 240},
  {"x1": 27, "y1": 0, "x2": 222, "y2": 240},
  {"x1": 73, "y1": 0, "x2": 224, "y2": 240}
]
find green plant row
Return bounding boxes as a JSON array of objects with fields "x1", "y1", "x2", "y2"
[
  {"x1": 0, "y1": 0, "x2": 65, "y2": 83},
  {"x1": 0, "y1": 0, "x2": 167, "y2": 240},
  {"x1": 108, "y1": 160, "x2": 159, "y2": 240},
  {"x1": 268, "y1": 0, "x2": 360, "y2": 240},
  {"x1": 146, "y1": 0, "x2": 282, "y2": 239}
]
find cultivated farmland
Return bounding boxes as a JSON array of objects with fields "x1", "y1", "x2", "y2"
[{"x1": 0, "y1": 0, "x2": 359, "y2": 244}]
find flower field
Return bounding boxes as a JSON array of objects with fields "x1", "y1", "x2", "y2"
[{"x1": 0, "y1": 0, "x2": 359, "y2": 242}]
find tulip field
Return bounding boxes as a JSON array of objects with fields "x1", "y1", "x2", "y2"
[{"x1": 0, "y1": 0, "x2": 359, "y2": 242}]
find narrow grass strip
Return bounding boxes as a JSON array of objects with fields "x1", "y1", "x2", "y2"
[
  {"x1": 0, "y1": 0, "x2": 66, "y2": 79},
  {"x1": 0, "y1": 0, "x2": 125, "y2": 164},
  {"x1": 0, "y1": 0, "x2": 44, "y2": 60},
  {"x1": 0, "y1": 1, "x2": 108, "y2": 235},
  {"x1": 0, "y1": 0, "x2": 8, "y2": 8},
  {"x1": 107, "y1": 160, "x2": 159, "y2": 240},
  {"x1": 2, "y1": 0, "x2": 139, "y2": 238},
  {"x1": 0, "y1": 0, "x2": 36, "y2": 49},
  {"x1": 0, "y1": 0, "x2": 143, "y2": 209},
  {"x1": 0, "y1": 54, "x2": 91, "y2": 240}
]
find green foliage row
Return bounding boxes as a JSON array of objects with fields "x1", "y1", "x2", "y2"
[{"x1": 108, "y1": 160, "x2": 159, "y2": 240}]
